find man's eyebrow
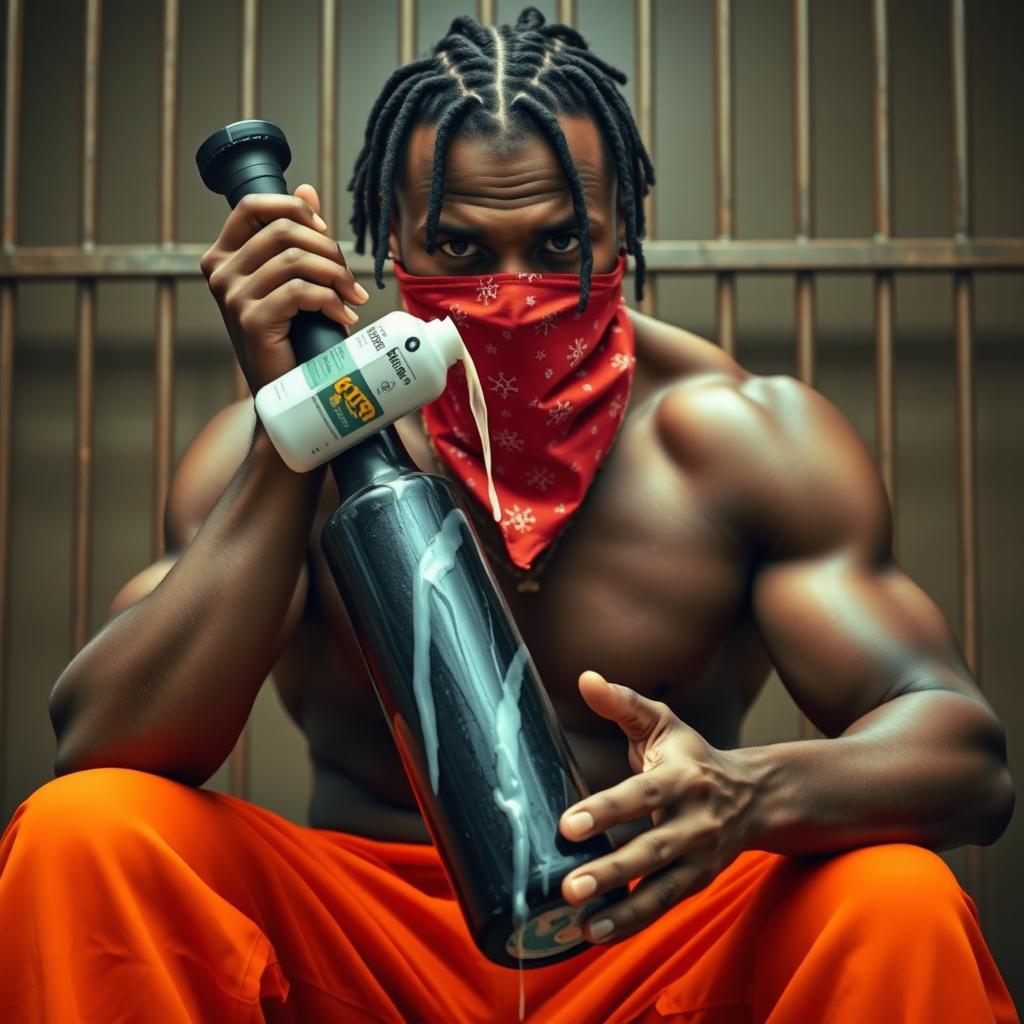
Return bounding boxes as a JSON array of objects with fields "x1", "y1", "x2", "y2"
[{"x1": 420, "y1": 216, "x2": 595, "y2": 239}]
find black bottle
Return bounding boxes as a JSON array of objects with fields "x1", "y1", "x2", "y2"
[{"x1": 196, "y1": 120, "x2": 628, "y2": 968}]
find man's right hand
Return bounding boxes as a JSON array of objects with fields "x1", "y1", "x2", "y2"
[{"x1": 198, "y1": 183, "x2": 370, "y2": 393}]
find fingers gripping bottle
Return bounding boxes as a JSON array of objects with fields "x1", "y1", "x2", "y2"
[{"x1": 196, "y1": 121, "x2": 628, "y2": 974}]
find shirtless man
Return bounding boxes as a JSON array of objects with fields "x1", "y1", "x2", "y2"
[{"x1": 6, "y1": 9, "x2": 1016, "y2": 1023}]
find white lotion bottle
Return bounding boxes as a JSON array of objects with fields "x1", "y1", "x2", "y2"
[{"x1": 255, "y1": 310, "x2": 464, "y2": 472}]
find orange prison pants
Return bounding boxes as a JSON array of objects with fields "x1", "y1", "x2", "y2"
[{"x1": 0, "y1": 767, "x2": 1018, "y2": 1023}]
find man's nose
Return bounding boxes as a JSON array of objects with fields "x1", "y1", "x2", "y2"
[{"x1": 492, "y1": 254, "x2": 537, "y2": 276}]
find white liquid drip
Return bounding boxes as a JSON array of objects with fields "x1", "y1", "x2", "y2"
[
  {"x1": 493, "y1": 643, "x2": 531, "y2": 1022},
  {"x1": 412, "y1": 508, "x2": 559, "y2": 1021},
  {"x1": 458, "y1": 343, "x2": 502, "y2": 523}
]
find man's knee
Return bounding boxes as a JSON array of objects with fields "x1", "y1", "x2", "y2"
[
  {"x1": 5, "y1": 767, "x2": 196, "y2": 855},
  {"x1": 803, "y1": 843, "x2": 970, "y2": 938}
]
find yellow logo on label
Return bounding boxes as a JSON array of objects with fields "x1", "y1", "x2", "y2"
[{"x1": 328, "y1": 375, "x2": 376, "y2": 423}]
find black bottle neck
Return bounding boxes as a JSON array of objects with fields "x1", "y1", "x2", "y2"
[{"x1": 329, "y1": 425, "x2": 420, "y2": 497}]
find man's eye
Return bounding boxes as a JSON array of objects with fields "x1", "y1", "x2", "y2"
[
  {"x1": 543, "y1": 234, "x2": 580, "y2": 254},
  {"x1": 438, "y1": 239, "x2": 479, "y2": 258}
]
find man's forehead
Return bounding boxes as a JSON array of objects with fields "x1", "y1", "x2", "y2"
[{"x1": 398, "y1": 114, "x2": 613, "y2": 213}]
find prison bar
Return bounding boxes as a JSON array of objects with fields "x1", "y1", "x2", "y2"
[
  {"x1": 227, "y1": 0, "x2": 263, "y2": 798},
  {"x1": 71, "y1": 0, "x2": 102, "y2": 658},
  {"x1": 556, "y1": 0, "x2": 575, "y2": 28},
  {"x1": 791, "y1": 0, "x2": 818, "y2": 742},
  {"x1": 153, "y1": 0, "x2": 179, "y2": 567},
  {"x1": 713, "y1": 0, "x2": 736, "y2": 357},
  {"x1": 950, "y1": 0, "x2": 983, "y2": 910},
  {"x1": 398, "y1": 0, "x2": 416, "y2": 65},
  {"x1": 634, "y1": 0, "x2": 655, "y2": 318},
  {"x1": 232, "y1": 0, "x2": 260, "y2": 402},
  {"x1": 0, "y1": 0, "x2": 22, "y2": 805},
  {"x1": 792, "y1": 0, "x2": 814, "y2": 389},
  {"x1": 872, "y1": 0, "x2": 897, "y2": 517},
  {"x1": 477, "y1": 0, "x2": 495, "y2": 27}
]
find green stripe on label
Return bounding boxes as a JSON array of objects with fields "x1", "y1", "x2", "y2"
[{"x1": 301, "y1": 339, "x2": 359, "y2": 391}]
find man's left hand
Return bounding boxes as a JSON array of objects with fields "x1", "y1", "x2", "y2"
[{"x1": 559, "y1": 670, "x2": 757, "y2": 945}]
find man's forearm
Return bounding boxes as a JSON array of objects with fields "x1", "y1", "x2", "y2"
[
  {"x1": 49, "y1": 426, "x2": 326, "y2": 786},
  {"x1": 733, "y1": 689, "x2": 1014, "y2": 855}
]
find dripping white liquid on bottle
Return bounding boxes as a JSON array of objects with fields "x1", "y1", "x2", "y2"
[
  {"x1": 458, "y1": 340, "x2": 502, "y2": 523},
  {"x1": 411, "y1": 510, "x2": 533, "y2": 1020},
  {"x1": 410, "y1": 505, "x2": 596, "y2": 1020}
]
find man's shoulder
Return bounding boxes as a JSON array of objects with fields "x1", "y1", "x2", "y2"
[{"x1": 638, "y1": 338, "x2": 889, "y2": 560}]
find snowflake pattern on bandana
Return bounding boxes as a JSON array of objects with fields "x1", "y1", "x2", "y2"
[
  {"x1": 477, "y1": 277, "x2": 499, "y2": 305},
  {"x1": 395, "y1": 254, "x2": 635, "y2": 570}
]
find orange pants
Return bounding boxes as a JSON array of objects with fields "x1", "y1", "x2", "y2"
[{"x1": 0, "y1": 767, "x2": 1017, "y2": 1024}]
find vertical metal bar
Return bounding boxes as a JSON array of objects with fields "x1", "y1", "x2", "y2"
[
  {"x1": 233, "y1": 0, "x2": 259, "y2": 402},
  {"x1": 239, "y1": 0, "x2": 259, "y2": 121},
  {"x1": 398, "y1": 0, "x2": 417, "y2": 65},
  {"x1": 872, "y1": 0, "x2": 897, "y2": 533},
  {"x1": 792, "y1": 0, "x2": 814, "y2": 389},
  {"x1": 0, "y1": 0, "x2": 23, "y2": 806},
  {"x1": 792, "y1": 0, "x2": 818, "y2": 741},
  {"x1": 72, "y1": 0, "x2": 102, "y2": 654},
  {"x1": 477, "y1": 0, "x2": 496, "y2": 27},
  {"x1": 713, "y1": 0, "x2": 736, "y2": 356},
  {"x1": 319, "y1": 0, "x2": 339, "y2": 235},
  {"x1": 153, "y1": 0, "x2": 179, "y2": 563},
  {"x1": 635, "y1": 0, "x2": 656, "y2": 317},
  {"x1": 950, "y1": 0, "x2": 982, "y2": 910},
  {"x1": 556, "y1": 0, "x2": 575, "y2": 27}
]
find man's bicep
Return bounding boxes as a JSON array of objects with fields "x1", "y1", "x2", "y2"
[
  {"x1": 751, "y1": 552, "x2": 981, "y2": 737},
  {"x1": 105, "y1": 399, "x2": 256, "y2": 621}
]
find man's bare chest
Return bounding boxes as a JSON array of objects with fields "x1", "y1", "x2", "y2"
[{"x1": 274, "y1": 400, "x2": 766, "y2": 751}]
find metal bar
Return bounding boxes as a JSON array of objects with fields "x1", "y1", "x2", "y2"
[
  {"x1": 950, "y1": 0, "x2": 970, "y2": 243},
  {"x1": 398, "y1": 0, "x2": 416, "y2": 64},
  {"x1": 0, "y1": 0, "x2": 23, "y2": 807},
  {"x1": 476, "y1": 0, "x2": 495, "y2": 27},
  {"x1": 234, "y1": 0, "x2": 259, "y2": 402},
  {"x1": 2, "y1": 0, "x2": 23, "y2": 248},
  {"x1": 239, "y1": 0, "x2": 258, "y2": 121},
  {"x1": 713, "y1": 0, "x2": 736, "y2": 356},
  {"x1": 792, "y1": 0, "x2": 814, "y2": 388},
  {"x1": 319, "y1": 0, "x2": 338, "y2": 235},
  {"x1": 71, "y1": 0, "x2": 103, "y2": 654},
  {"x1": 229, "y1": 0, "x2": 262, "y2": 800},
  {"x1": 5, "y1": 238, "x2": 1024, "y2": 279},
  {"x1": 792, "y1": 0, "x2": 816, "y2": 741},
  {"x1": 949, "y1": 0, "x2": 983, "y2": 911},
  {"x1": 635, "y1": 0, "x2": 656, "y2": 317},
  {"x1": 153, "y1": 0, "x2": 179, "y2": 563},
  {"x1": 556, "y1": 0, "x2": 575, "y2": 27},
  {"x1": 872, "y1": 0, "x2": 897, "y2": 526}
]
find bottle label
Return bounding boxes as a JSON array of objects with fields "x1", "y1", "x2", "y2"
[
  {"x1": 505, "y1": 899, "x2": 603, "y2": 960},
  {"x1": 296, "y1": 323, "x2": 422, "y2": 441},
  {"x1": 315, "y1": 369, "x2": 383, "y2": 436}
]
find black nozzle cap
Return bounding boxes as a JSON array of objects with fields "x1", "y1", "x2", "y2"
[{"x1": 195, "y1": 119, "x2": 292, "y2": 208}]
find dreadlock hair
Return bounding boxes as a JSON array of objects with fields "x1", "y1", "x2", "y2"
[{"x1": 347, "y1": 6, "x2": 656, "y2": 311}]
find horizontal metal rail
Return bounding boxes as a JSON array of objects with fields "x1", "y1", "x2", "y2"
[{"x1": 4, "y1": 238, "x2": 1023, "y2": 280}]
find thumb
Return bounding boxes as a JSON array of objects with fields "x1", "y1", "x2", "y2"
[
  {"x1": 577, "y1": 671, "x2": 666, "y2": 743},
  {"x1": 293, "y1": 182, "x2": 321, "y2": 217}
]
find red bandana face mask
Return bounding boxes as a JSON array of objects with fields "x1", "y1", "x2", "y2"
[{"x1": 394, "y1": 254, "x2": 636, "y2": 573}]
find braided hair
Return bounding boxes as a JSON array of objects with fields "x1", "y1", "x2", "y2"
[{"x1": 347, "y1": 6, "x2": 656, "y2": 311}]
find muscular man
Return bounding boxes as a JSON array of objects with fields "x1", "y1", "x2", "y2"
[{"x1": 1, "y1": 9, "x2": 1017, "y2": 1023}]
